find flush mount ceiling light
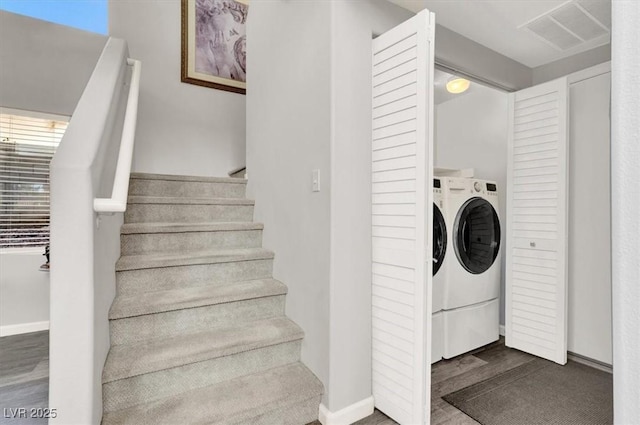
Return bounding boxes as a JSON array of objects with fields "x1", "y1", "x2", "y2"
[{"x1": 446, "y1": 77, "x2": 471, "y2": 94}]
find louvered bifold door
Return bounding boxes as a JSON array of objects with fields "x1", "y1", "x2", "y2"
[
  {"x1": 506, "y1": 77, "x2": 569, "y2": 365},
  {"x1": 371, "y1": 9, "x2": 434, "y2": 424}
]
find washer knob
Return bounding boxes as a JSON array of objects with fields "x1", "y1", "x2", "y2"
[{"x1": 474, "y1": 181, "x2": 482, "y2": 192}]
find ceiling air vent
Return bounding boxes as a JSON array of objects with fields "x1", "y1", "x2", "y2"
[{"x1": 521, "y1": 0, "x2": 611, "y2": 51}]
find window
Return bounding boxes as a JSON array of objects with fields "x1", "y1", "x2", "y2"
[
  {"x1": 0, "y1": 1, "x2": 108, "y2": 35},
  {"x1": 0, "y1": 110, "x2": 68, "y2": 249}
]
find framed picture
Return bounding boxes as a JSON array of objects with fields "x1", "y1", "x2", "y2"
[{"x1": 181, "y1": 0, "x2": 248, "y2": 94}]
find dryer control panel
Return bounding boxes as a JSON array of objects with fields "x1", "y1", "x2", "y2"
[
  {"x1": 443, "y1": 177, "x2": 498, "y2": 198},
  {"x1": 473, "y1": 180, "x2": 499, "y2": 198},
  {"x1": 433, "y1": 178, "x2": 443, "y2": 194},
  {"x1": 485, "y1": 181, "x2": 499, "y2": 198}
]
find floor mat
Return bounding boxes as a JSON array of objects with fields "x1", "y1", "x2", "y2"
[{"x1": 442, "y1": 358, "x2": 612, "y2": 425}]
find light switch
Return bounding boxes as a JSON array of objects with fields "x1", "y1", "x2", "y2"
[{"x1": 312, "y1": 169, "x2": 320, "y2": 192}]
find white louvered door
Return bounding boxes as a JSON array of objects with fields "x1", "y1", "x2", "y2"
[
  {"x1": 506, "y1": 77, "x2": 569, "y2": 365},
  {"x1": 371, "y1": 10, "x2": 434, "y2": 424}
]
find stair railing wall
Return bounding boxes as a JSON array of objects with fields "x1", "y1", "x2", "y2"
[{"x1": 49, "y1": 37, "x2": 140, "y2": 425}]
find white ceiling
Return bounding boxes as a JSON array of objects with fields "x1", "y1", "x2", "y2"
[{"x1": 387, "y1": 0, "x2": 611, "y2": 68}]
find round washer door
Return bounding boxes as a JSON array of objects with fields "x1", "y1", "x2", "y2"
[
  {"x1": 433, "y1": 203, "x2": 447, "y2": 276},
  {"x1": 453, "y1": 197, "x2": 501, "y2": 274}
]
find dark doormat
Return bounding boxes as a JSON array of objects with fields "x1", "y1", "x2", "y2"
[{"x1": 442, "y1": 358, "x2": 613, "y2": 425}]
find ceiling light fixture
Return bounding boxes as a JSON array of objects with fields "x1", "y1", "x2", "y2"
[{"x1": 446, "y1": 77, "x2": 471, "y2": 94}]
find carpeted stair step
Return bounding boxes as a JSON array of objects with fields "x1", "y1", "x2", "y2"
[
  {"x1": 236, "y1": 395, "x2": 323, "y2": 425},
  {"x1": 109, "y1": 284, "x2": 286, "y2": 345},
  {"x1": 109, "y1": 279, "x2": 288, "y2": 344},
  {"x1": 120, "y1": 222, "x2": 264, "y2": 255},
  {"x1": 116, "y1": 248, "x2": 274, "y2": 295},
  {"x1": 103, "y1": 317, "x2": 304, "y2": 411},
  {"x1": 124, "y1": 196, "x2": 254, "y2": 224},
  {"x1": 101, "y1": 362, "x2": 324, "y2": 425},
  {"x1": 106, "y1": 316, "x2": 301, "y2": 381},
  {"x1": 103, "y1": 342, "x2": 303, "y2": 412},
  {"x1": 129, "y1": 172, "x2": 247, "y2": 199},
  {"x1": 110, "y1": 278, "x2": 286, "y2": 319},
  {"x1": 116, "y1": 247, "x2": 274, "y2": 271}
]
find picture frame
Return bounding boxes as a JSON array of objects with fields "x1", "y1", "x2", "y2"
[{"x1": 181, "y1": 0, "x2": 248, "y2": 94}]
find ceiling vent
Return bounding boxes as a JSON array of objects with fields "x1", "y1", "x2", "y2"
[{"x1": 521, "y1": 0, "x2": 611, "y2": 51}]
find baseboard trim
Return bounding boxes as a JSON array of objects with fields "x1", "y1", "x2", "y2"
[
  {"x1": 318, "y1": 396, "x2": 374, "y2": 425},
  {"x1": 568, "y1": 352, "x2": 613, "y2": 374},
  {"x1": 499, "y1": 324, "x2": 505, "y2": 336},
  {"x1": 0, "y1": 321, "x2": 49, "y2": 337}
]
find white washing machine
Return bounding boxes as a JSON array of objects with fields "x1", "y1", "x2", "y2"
[
  {"x1": 431, "y1": 178, "x2": 446, "y2": 363},
  {"x1": 441, "y1": 177, "x2": 501, "y2": 359}
]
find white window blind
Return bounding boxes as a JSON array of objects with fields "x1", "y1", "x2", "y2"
[{"x1": 0, "y1": 112, "x2": 68, "y2": 248}]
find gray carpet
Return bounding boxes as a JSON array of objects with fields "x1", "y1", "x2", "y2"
[
  {"x1": 442, "y1": 358, "x2": 613, "y2": 425},
  {"x1": 101, "y1": 173, "x2": 323, "y2": 423}
]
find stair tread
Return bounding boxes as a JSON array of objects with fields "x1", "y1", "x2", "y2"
[
  {"x1": 130, "y1": 172, "x2": 247, "y2": 184},
  {"x1": 120, "y1": 221, "x2": 264, "y2": 234},
  {"x1": 127, "y1": 195, "x2": 254, "y2": 205},
  {"x1": 103, "y1": 317, "x2": 304, "y2": 383},
  {"x1": 102, "y1": 362, "x2": 322, "y2": 424},
  {"x1": 116, "y1": 247, "x2": 274, "y2": 271},
  {"x1": 110, "y1": 278, "x2": 287, "y2": 319}
]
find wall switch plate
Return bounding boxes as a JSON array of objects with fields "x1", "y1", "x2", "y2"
[{"x1": 312, "y1": 169, "x2": 320, "y2": 192}]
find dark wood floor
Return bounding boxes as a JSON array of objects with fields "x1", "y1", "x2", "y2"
[
  {"x1": 0, "y1": 331, "x2": 49, "y2": 424},
  {"x1": 311, "y1": 338, "x2": 539, "y2": 425},
  {"x1": 429, "y1": 338, "x2": 536, "y2": 425}
]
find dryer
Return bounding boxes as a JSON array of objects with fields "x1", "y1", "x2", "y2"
[
  {"x1": 431, "y1": 177, "x2": 447, "y2": 363},
  {"x1": 441, "y1": 177, "x2": 501, "y2": 359}
]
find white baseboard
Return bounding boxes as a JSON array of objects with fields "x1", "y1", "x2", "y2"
[
  {"x1": 0, "y1": 321, "x2": 49, "y2": 337},
  {"x1": 319, "y1": 396, "x2": 374, "y2": 425},
  {"x1": 568, "y1": 352, "x2": 613, "y2": 374},
  {"x1": 499, "y1": 324, "x2": 505, "y2": 336}
]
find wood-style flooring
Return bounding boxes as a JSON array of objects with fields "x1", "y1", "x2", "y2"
[
  {"x1": 429, "y1": 338, "x2": 536, "y2": 425},
  {"x1": 0, "y1": 331, "x2": 49, "y2": 424},
  {"x1": 310, "y1": 338, "x2": 538, "y2": 425}
]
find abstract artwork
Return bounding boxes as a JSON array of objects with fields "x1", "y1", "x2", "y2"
[{"x1": 181, "y1": 0, "x2": 247, "y2": 94}]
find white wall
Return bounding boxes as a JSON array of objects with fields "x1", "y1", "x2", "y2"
[
  {"x1": 109, "y1": 0, "x2": 245, "y2": 178},
  {"x1": 0, "y1": 251, "x2": 50, "y2": 335},
  {"x1": 0, "y1": 11, "x2": 106, "y2": 116},
  {"x1": 568, "y1": 70, "x2": 612, "y2": 365},
  {"x1": 49, "y1": 38, "x2": 129, "y2": 425},
  {"x1": 435, "y1": 85, "x2": 509, "y2": 325},
  {"x1": 0, "y1": 11, "x2": 106, "y2": 336},
  {"x1": 329, "y1": 0, "x2": 412, "y2": 414},
  {"x1": 533, "y1": 44, "x2": 610, "y2": 86},
  {"x1": 248, "y1": 0, "x2": 414, "y2": 415},
  {"x1": 246, "y1": 0, "x2": 332, "y2": 406},
  {"x1": 611, "y1": 1, "x2": 640, "y2": 422}
]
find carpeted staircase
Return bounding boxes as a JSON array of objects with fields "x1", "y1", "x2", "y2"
[{"x1": 101, "y1": 172, "x2": 324, "y2": 425}]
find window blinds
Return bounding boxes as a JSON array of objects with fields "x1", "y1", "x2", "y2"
[{"x1": 0, "y1": 113, "x2": 68, "y2": 248}]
